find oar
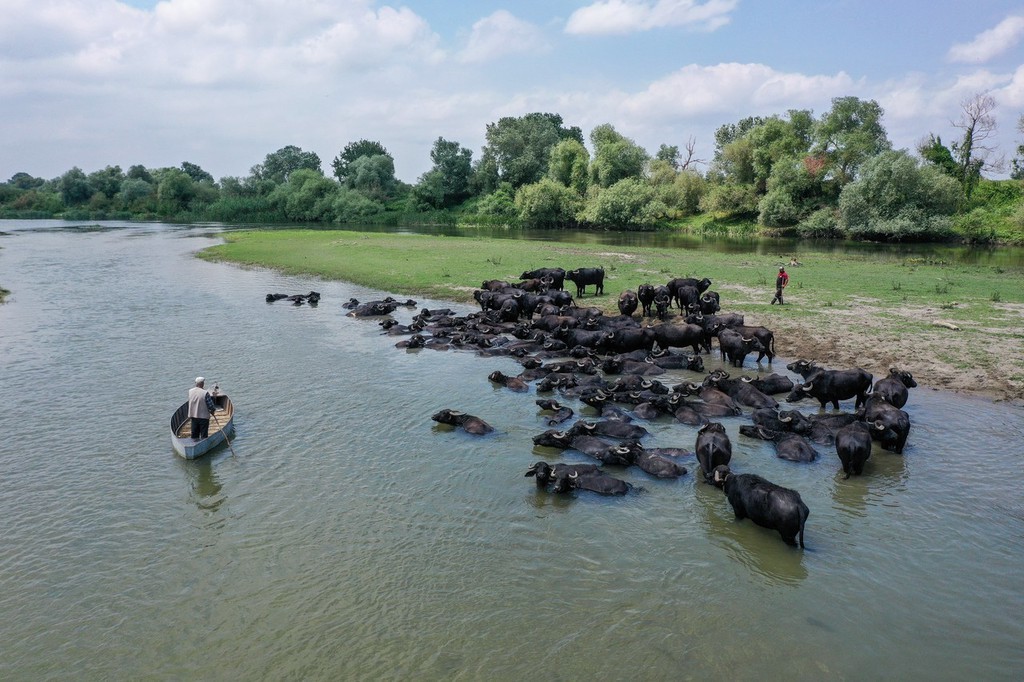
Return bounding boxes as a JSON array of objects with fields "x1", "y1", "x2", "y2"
[{"x1": 210, "y1": 411, "x2": 237, "y2": 457}]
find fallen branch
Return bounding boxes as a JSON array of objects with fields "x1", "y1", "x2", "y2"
[{"x1": 931, "y1": 321, "x2": 961, "y2": 331}]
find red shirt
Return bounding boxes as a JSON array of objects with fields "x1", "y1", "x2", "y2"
[{"x1": 776, "y1": 271, "x2": 789, "y2": 287}]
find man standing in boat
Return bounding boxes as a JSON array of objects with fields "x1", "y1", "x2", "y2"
[{"x1": 188, "y1": 377, "x2": 217, "y2": 439}]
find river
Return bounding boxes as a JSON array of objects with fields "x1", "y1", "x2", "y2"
[{"x1": 0, "y1": 220, "x2": 1022, "y2": 680}]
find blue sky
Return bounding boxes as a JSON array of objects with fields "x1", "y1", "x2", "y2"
[{"x1": 3, "y1": 0, "x2": 1023, "y2": 183}]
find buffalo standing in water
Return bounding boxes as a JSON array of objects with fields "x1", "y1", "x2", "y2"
[{"x1": 713, "y1": 465, "x2": 809, "y2": 548}]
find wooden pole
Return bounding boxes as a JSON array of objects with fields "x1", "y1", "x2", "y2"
[{"x1": 211, "y1": 412, "x2": 237, "y2": 457}]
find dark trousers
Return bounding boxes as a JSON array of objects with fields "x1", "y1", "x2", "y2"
[
  {"x1": 190, "y1": 417, "x2": 210, "y2": 439},
  {"x1": 772, "y1": 287, "x2": 784, "y2": 304}
]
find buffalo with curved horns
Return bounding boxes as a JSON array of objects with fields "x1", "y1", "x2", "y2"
[
  {"x1": 712, "y1": 466, "x2": 809, "y2": 548},
  {"x1": 835, "y1": 421, "x2": 872, "y2": 478},
  {"x1": 431, "y1": 409, "x2": 494, "y2": 435},
  {"x1": 873, "y1": 367, "x2": 917, "y2": 408},
  {"x1": 695, "y1": 422, "x2": 732, "y2": 484}
]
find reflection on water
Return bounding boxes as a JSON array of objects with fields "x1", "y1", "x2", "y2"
[{"x1": 0, "y1": 219, "x2": 1022, "y2": 681}]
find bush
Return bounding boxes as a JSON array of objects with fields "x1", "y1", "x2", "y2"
[
  {"x1": 579, "y1": 178, "x2": 667, "y2": 230},
  {"x1": 514, "y1": 179, "x2": 582, "y2": 228},
  {"x1": 797, "y1": 208, "x2": 841, "y2": 238}
]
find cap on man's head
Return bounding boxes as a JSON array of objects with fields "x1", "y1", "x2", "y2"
[
  {"x1": 195, "y1": 377, "x2": 205, "y2": 384},
  {"x1": 779, "y1": 267, "x2": 785, "y2": 271}
]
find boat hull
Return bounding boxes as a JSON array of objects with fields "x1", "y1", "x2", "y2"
[{"x1": 170, "y1": 395, "x2": 234, "y2": 459}]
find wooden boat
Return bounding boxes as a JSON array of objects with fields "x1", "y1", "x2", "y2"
[{"x1": 170, "y1": 393, "x2": 235, "y2": 459}]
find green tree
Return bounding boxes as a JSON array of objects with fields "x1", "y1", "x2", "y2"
[
  {"x1": 180, "y1": 161, "x2": 214, "y2": 185},
  {"x1": 8, "y1": 172, "x2": 44, "y2": 190},
  {"x1": 117, "y1": 178, "x2": 154, "y2": 207},
  {"x1": 59, "y1": 167, "x2": 92, "y2": 206},
  {"x1": 814, "y1": 96, "x2": 891, "y2": 185},
  {"x1": 747, "y1": 113, "x2": 813, "y2": 193},
  {"x1": 1012, "y1": 114, "x2": 1024, "y2": 180},
  {"x1": 580, "y1": 178, "x2": 666, "y2": 230},
  {"x1": 838, "y1": 150, "x2": 960, "y2": 240},
  {"x1": 547, "y1": 138, "x2": 590, "y2": 195},
  {"x1": 479, "y1": 113, "x2": 583, "y2": 190},
  {"x1": 269, "y1": 168, "x2": 339, "y2": 222},
  {"x1": 346, "y1": 154, "x2": 398, "y2": 201},
  {"x1": 87, "y1": 165, "x2": 125, "y2": 200},
  {"x1": 331, "y1": 140, "x2": 390, "y2": 183},
  {"x1": 656, "y1": 144, "x2": 681, "y2": 170},
  {"x1": 918, "y1": 134, "x2": 959, "y2": 178},
  {"x1": 712, "y1": 116, "x2": 765, "y2": 162},
  {"x1": 588, "y1": 123, "x2": 649, "y2": 189},
  {"x1": 126, "y1": 165, "x2": 153, "y2": 183},
  {"x1": 514, "y1": 178, "x2": 583, "y2": 228},
  {"x1": 156, "y1": 168, "x2": 196, "y2": 214},
  {"x1": 413, "y1": 137, "x2": 473, "y2": 209},
  {"x1": 252, "y1": 145, "x2": 322, "y2": 184}
]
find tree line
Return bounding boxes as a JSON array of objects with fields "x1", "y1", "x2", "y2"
[{"x1": 2, "y1": 94, "x2": 1022, "y2": 243}]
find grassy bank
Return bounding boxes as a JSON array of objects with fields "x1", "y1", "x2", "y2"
[{"x1": 202, "y1": 229, "x2": 1024, "y2": 401}]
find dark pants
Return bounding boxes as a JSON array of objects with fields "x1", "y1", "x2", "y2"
[
  {"x1": 772, "y1": 287, "x2": 784, "y2": 305},
  {"x1": 190, "y1": 417, "x2": 210, "y2": 439}
]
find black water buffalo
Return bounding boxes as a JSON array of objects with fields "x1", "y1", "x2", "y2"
[
  {"x1": 646, "y1": 348, "x2": 704, "y2": 372},
  {"x1": 561, "y1": 435, "x2": 640, "y2": 465},
  {"x1": 618, "y1": 290, "x2": 639, "y2": 317},
  {"x1": 695, "y1": 422, "x2": 732, "y2": 483},
  {"x1": 738, "y1": 425, "x2": 818, "y2": 462},
  {"x1": 525, "y1": 461, "x2": 602, "y2": 487},
  {"x1": 712, "y1": 466, "x2": 809, "y2": 547},
  {"x1": 488, "y1": 370, "x2": 529, "y2": 392},
  {"x1": 266, "y1": 290, "x2": 321, "y2": 305},
  {"x1": 751, "y1": 407, "x2": 812, "y2": 435},
  {"x1": 604, "y1": 327, "x2": 656, "y2": 354},
  {"x1": 565, "y1": 267, "x2": 605, "y2": 297},
  {"x1": 835, "y1": 421, "x2": 872, "y2": 478},
  {"x1": 703, "y1": 371, "x2": 778, "y2": 409},
  {"x1": 551, "y1": 470, "x2": 629, "y2": 496},
  {"x1": 652, "y1": 322, "x2": 704, "y2": 356},
  {"x1": 713, "y1": 324, "x2": 774, "y2": 362},
  {"x1": 536, "y1": 399, "x2": 574, "y2": 425},
  {"x1": 347, "y1": 300, "x2": 400, "y2": 317},
  {"x1": 861, "y1": 394, "x2": 911, "y2": 454},
  {"x1": 873, "y1": 367, "x2": 918, "y2": 408},
  {"x1": 717, "y1": 328, "x2": 765, "y2": 368},
  {"x1": 667, "y1": 277, "x2": 712, "y2": 308},
  {"x1": 633, "y1": 450, "x2": 688, "y2": 479},
  {"x1": 786, "y1": 367, "x2": 873, "y2": 410},
  {"x1": 744, "y1": 373, "x2": 794, "y2": 395},
  {"x1": 431, "y1": 409, "x2": 494, "y2": 435},
  {"x1": 520, "y1": 267, "x2": 566, "y2": 291},
  {"x1": 637, "y1": 284, "x2": 657, "y2": 317},
  {"x1": 654, "y1": 295, "x2": 673, "y2": 320},
  {"x1": 567, "y1": 419, "x2": 649, "y2": 441}
]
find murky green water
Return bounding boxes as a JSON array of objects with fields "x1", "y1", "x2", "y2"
[{"x1": 1, "y1": 220, "x2": 1022, "y2": 680}]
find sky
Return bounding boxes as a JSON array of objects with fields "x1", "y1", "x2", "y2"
[{"x1": 2, "y1": 0, "x2": 1023, "y2": 184}]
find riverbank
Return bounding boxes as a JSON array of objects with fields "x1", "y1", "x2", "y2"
[{"x1": 202, "y1": 229, "x2": 1024, "y2": 403}]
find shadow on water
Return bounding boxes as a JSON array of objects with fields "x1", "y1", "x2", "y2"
[
  {"x1": 829, "y1": 446, "x2": 909, "y2": 518},
  {"x1": 692, "y1": 477, "x2": 809, "y2": 585},
  {"x1": 176, "y1": 456, "x2": 226, "y2": 513}
]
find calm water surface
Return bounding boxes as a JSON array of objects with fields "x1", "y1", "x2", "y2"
[{"x1": 1, "y1": 220, "x2": 1022, "y2": 680}]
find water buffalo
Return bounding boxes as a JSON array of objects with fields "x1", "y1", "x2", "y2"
[
  {"x1": 565, "y1": 267, "x2": 605, "y2": 298},
  {"x1": 835, "y1": 421, "x2": 872, "y2": 478},
  {"x1": 525, "y1": 461, "x2": 602, "y2": 487},
  {"x1": 786, "y1": 367, "x2": 874, "y2": 410},
  {"x1": 861, "y1": 394, "x2": 911, "y2": 454},
  {"x1": 431, "y1": 409, "x2": 494, "y2": 435},
  {"x1": 520, "y1": 267, "x2": 566, "y2": 291},
  {"x1": 744, "y1": 373, "x2": 794, "y2": 395},
  {"x1": 567, "y1": 419, "x2": 650, "y2": 441},
  {"x1": 646, "y1": 348, "x2": 704, "y2": 372},
  {"x1": 651, "y1": 322, "x2": 704, "y2": 356},
  {"x1": 738, "y1": 425, "x2": 818, "y2": 462},
  {"x1": 717, "y1": 328, "x2": 765, "y2": 368},
  {"x1": 563, "y1": 435, "x2": 641, "y2": 466},
  {"x1": 712, "y1": 466, "x2": 809, "y2": 547},
  {"x1": 873, "y1": 368, "x2": 918, "y2": 408},
  {"x1": 633, "y1": 450, "x2": 688, "y2": 479},
  {"x1": 488, "y1": 370, "x2": 529, "y2": 392},
  {"x1": 618, "y1": 290, "x2": 639, "y2": 317},
  {"x1": 347, "y1": 300, "x2": 400, "y2": 317},
  {"x1": 551, "y1": 470, "x2": 629, "y2": 496},
  {"x1": 695, "y1": 422, "x2": 732, "y2": 483},
  {"x1": 637, "y1": 284, "x2": 657, "y2": 317},
  {"x1": 751, "y1": 407, "x2": 812, "y2": 435}
]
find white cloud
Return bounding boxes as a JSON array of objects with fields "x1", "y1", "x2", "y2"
[
  {"x1": 565, "y1": 0, "x2": 737, "y2": 36},
  {"x1": 457, "y1": 10, "x2": 547, "y2": 63},
  {"x1": 947, "y1": 14, "x2": 1024, "y2": 64}
]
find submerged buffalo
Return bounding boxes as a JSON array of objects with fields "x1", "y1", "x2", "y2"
[
  {"x1": 712, "y1": 465, "x2": 809, "y2": 548},
  {"x1": 431, "y1": 409, "x2": 494, "y2": 435}
]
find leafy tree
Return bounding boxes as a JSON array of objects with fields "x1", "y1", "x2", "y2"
[
  {"x1": 474, "y1": 184, "x2": 518, "y2": 218},
  {"x1": 747, "y1": 113, "x2": 813, "y2": 192},
  {"x1": 588, "y1": 123, "x2": 648, "y2": 189},
  {"x1": 656, "y1": 144, "x2": 681, "y2": 170},
  {"x1": 838, "y1": 150, "x2": 960, "y2": 240},
  {"x1": 331, "y1": 187, "x2": 384, "y2": 223},
  {"x1": 126, "y1": 165, "x2": 153, "y2": 183},
  {"x1": 814, "y1": 96, "x2": 891, "y2": 185},
  {"x1": 757, "y1": 153, "x2": 829, "y2": 226},
  {"x1": 699, "y1": 182, "x2": 759, "y2": 218},
  {"x1": 88, "y1": 165, "x2": 125, "y2": 199},
  {"x1": 345, "y1": 154, "x2": 397, "y2": 201},
  {"x1": 180, "y1": 161, "x2": 214, "y2": 185},
  {"x1": 1012, "y1": 114, "x2": 1024, "y2": 180},
  {"x1": 547, "y1": 138, "x2": 590, "y2": 195},
  {"x1": 580, "y1": 178, "x2": 666, "y2": 230},
  {"x1": 414, "y1": 137, "x2": 473, "y2": 208},
  {"x1": 479, "y1": 113, "x2": 583, "y2": 190},
  {"x1": 59, "y1": 167, "x2": 92, "y2": 206},
  {"x1": 514, "y1": 178, "x2": 583, "y2": 228},
  {"x1": 118, "y1": 178, "x2": 154, "y2": 206},
  {"x1": 268, "y1": 168, "x2": 339, "y2": 222},
  {"x1": 156, "y1": 168, "x2": 196, "y2": 214},
  {"x1": 713, "y1": 116, "x2": 765, "y2": 161},
  {"x1": 8, "y1": 172, "x2": 44, "y2": 190},
  {"x1": 918, "y1": 134, "x2": 959, "y2": 178},
  {"x1": 252, "y1": 145, "x2": 322, "y2": 184},
  {"x1": 331, "y1": 140, "x2": 390, "y2": 183}
]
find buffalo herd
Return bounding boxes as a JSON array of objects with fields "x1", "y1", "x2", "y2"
[{"x1": 336, "y1": 265, "x2": 918, "y2": 550}]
